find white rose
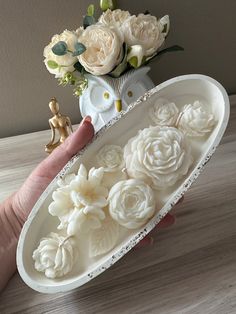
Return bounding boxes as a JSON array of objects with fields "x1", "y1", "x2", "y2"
[
  {"x1": 43, "y1": 29, "x2": 78, "y2": 78},
  {"x1": 99, "y1": 9, "x2": 130, "y2": 29},
  {"x1": 178, "y1": 101, "x2": 216, "y2": 137},
  {"x1": 149, "y1": 98, "x2": 179, "y2": 126},
  {"x1": 124, "y1": 126, "x2": 193, "y2": 189},
  {"x1": 96, "y1": 145, "x2": 124, "y2": 172},
  {"x1": 108, "y1": 179, "x2": 156, "y2": 229},
  {"x1": 78, "y1": 24, "x2": 123, "y2": 75},
  {"x1": 122, "y1": 14, "x2": 169, "y2": 57},
  {"x1": 33, "y1": 233, "x2": 76, "y2": 278}
]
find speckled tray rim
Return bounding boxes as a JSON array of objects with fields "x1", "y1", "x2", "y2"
[{"x1": 17, "y1": 74, "x2": 230, "y2": 293}]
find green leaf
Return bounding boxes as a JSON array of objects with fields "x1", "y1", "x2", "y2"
[
  {"x1": 100, "y1": 0, "x2": 116, "y2": 11},
  {"x1": 73, "y1": 61, "x2": 83, "y2": 72},
  {"x1": 87, "y1": 4, "x2": 95, "y2": 16},
  {"x1": 52, "y1": 41, "x2": 68, "y2": 56},
  {"x1": 47, "y1": 60, "x2": 58, "y2": 69},
  {"x1": 128, "y1": 56, "x2": 138, "y2": 68},
  {"x1": 109, "y1": 44, "x2": 128, "y2": 78},
  {"x1": 73, "y1": 42, "x2": 86, "y2": 56},
  {"x1": 145, "y1": 45, "x2": 184, "y2": 64},
  {"x1": 83, "y1": 15, "x2": 96, "y2": 28}
]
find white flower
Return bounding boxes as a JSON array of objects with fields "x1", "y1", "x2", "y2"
[
  {"x1": 49, "y1": 164, "x2": 108, "y2": 235},
  {"x1": 108, "y1": 179, "x2": 156, "y2": 229},
  {"x1": 57, "y1": 173, "x2": 76, "y2": 188},
  {"x1": 96, "y1": 144, "x2": 127, "y2": 189},
  {"x1": 78, "y1": 24, "x2": 123, "y2": 75},
  {"x1": 124, "y1": 126, "x2": 193, "y2": 189},
  {"x1": 127, "y1": 45, "x2": 145, "y2": 68},
  {"x1": 33, "y1": 233, "x2": 76, "y2": 279},
  {"x1": 149, "y1": 98, "x2": 179, "y2": 126},
  {"x1": 122, "y1": 14, "x2": 169, "y2": 57},
  {"x1": 99, "y1": 9, "x2": 131, "y2": 29},
  {"x1": 96, "y1": 145, "x2": 125, "y2": 172},
  {"x1": 43, "y1": 29, "x2": 78, "y2": 78},
  {"x1": 178, "y1": 101, "x2": 216, "y2": 137}
]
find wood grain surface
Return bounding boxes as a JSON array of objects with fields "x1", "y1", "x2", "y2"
[{"x1": 0, "y1": 96, "x2": 236, "y2": 314}]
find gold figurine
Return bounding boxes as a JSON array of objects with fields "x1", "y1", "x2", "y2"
[{"x1": 45, "y1": 97, "x2": 73, "y2": 154}]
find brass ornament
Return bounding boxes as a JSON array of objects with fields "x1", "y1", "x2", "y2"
[{"x1": 45, "y1": 97, "x2": 73, "y2": 154}]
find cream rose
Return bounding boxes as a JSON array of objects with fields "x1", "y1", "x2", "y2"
[
  {"x1": 99, "y1": 9, "x2": 131, "y2": 29},
  {"x1": 124, "y1": 126, "x2": 193, "y2": 189},
  {"x1": 78, "y1": 24, "x2": 123, "y2": 75},
  {"x1": 43, "y1": 30, "x2": 78, "y2": 78},
  {"x1": 108, "y1": 179, "x2": 156, "y2": 229},
  {"x1": 149, "y1": 98, "x2": 179, "y2": 126},
  {"x1": 33, "y1": 233, "x2": 76, "y2": 278},
  {"x1": 178, "y1": 101, "x2": 216, "y2": 137},
  {"x1": 122, "y1": 14, "x2": 169, "y2": 56}
]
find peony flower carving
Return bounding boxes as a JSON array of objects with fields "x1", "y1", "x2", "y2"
[
  {"x1": 32, "y1": 233, "x2": 76, "y2": 279},
  {"x1": 49, "y1": 164, "x2": 108, "y2": 235},
  {"x1": 96, "y1": 145, "x2": 125, "y2": 172},
  {"x1": 178, "y1": 101, "x2": 216, "y2": 137},
  {"x1": 108, "y1": 179, "x2": 156, "y2": 229},
  {"x1": 149, "y1": 98, "x2": 179, "y2": 126},
  {"x1": 124, "y1": 126, "x2": 193, "y2": 189},
  {"x1": 96, "y1": 144, "x2": 127, "y2": 189}
]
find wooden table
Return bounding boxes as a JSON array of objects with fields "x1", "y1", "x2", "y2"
[{"x1": 0, "y1": 96, "x2": 236, "y2": 314}]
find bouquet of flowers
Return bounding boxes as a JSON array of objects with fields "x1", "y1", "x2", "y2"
[{"x1": 43, "y1": 1, "x2": 182, "y2": 97}]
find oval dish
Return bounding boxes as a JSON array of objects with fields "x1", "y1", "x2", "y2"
[{"x1": 17, "y1": 74, "x2": 230, "y2": 293}]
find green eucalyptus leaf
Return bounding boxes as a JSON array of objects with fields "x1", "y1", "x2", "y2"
[
  {"x1": 87, "y1": 4, "x2": 95, "y2": 16},
  {"x1": 100, "y1": 0, "x2": 115, "y2": 11},
  {"x1": 73, "y1": 42, "x2": 86, "y2": 56},
  {"x1": 47, "y1": 60, "x2": 58, "y2": 69},
  {"x1": 83, "y1": 15, "x2": 96, "y2": 28},
  {"x1": 52, "y1": 41, "x2": 68, "y2": 56},
  {"x1": 109, "y1": 44, "x2": 128, "y2": 78}
]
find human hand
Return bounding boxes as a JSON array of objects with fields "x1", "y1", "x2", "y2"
[{"x1": 11, "y1": 116, "x2": 94, "y2": 225}]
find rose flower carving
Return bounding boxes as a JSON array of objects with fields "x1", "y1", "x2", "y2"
[
  {"x1": 33, "y1": 233, "x2": 77, "y2": 279},
  {"x1": 124, "y1": 126, "x2": 193, "y2": 189},
  {"x1": 108, "y1": 179, "x2": 156, "y2": 229}
]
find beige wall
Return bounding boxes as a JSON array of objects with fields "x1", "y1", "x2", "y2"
[{"x1": 0, "y1": 0, "x2": 235, "y2": 137}]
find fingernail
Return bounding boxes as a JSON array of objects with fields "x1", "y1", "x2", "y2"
[{"x1": 81, "y1": 115, "x2": 91, "y2": 125}]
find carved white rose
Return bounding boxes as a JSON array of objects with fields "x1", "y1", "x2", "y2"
[
  {"x1": 149, "y1": 98, "x2": 179, "y2": 126},
  {"x1": 122, "y1": 14, "x2": 169, "y2": 56},
  {"x1": 178, "y1": 101, "x2": 216, "y2": 137},
  {"x1": 49, "y1": 164, "x2": 108, "y2": 235},
  {"x1": 96, "y1": 145, "x2": 125, "y2": 172},
  {"x1": 33, "y1": 233, "x2": 76, "y2": 279},
  {"x1": 78, "y1": 24, "x2": 123, "y2": 75},
  {"x1": 108, "y1": 179, "x2": 156, "y2": 229},
  {"x1": 43, "y1": 30, "x2": 78, "y2": 78},
  {"x1": 124, "y1": 126, "x2": 193, "y2": 189}
]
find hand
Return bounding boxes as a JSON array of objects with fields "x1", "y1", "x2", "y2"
[{"x1": 12, "y1": 116, "x2": 94, "y2": 224}]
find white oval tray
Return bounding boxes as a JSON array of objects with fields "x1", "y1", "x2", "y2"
[{"x1": 17, "y1": 74, "x2": 230, "y2": 293}]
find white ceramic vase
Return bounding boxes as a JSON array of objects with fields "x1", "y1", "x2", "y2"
[{"x1": 79, "y1": 66, "x2": 154, "y2": 132}]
